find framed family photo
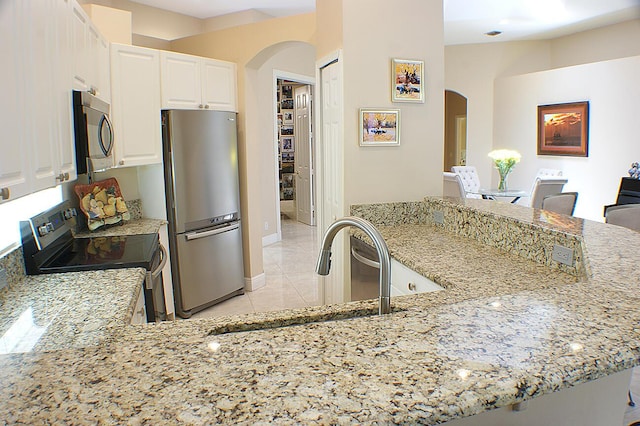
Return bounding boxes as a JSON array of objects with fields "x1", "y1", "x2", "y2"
[
  {"x1": 392, "y1": 59, "x2": 424, "y2": 103},
  {"x1": 359, "y1": 109, "x2": 400, "y2": 146},
  {"x1": 537, "y1": 101, "x2": 589, "y2": 157}
]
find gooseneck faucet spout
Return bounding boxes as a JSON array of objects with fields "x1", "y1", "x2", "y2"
[{"x1": 316, "y1": 217, "x2": 391, "y2": 315}]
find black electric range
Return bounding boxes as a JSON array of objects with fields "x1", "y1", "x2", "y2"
[{"x1": 20, "y1": 201, "x2": 166, "y2": 322}]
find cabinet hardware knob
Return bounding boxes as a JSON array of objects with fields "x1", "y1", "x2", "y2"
[
  {"x1": 56, "y1": 173, "x2": 65, "y2": 181},
  {"x1": 204, "y1": 104, "x2": 210, "y2": 109},
  {"x1": 198, "y1": 104, "x2": 204, "y2": 109},
  {"x1": 64, "y1": 172, "x2": 70, "y2": 181},
  {"x1": 0, "y1": 187, "x2": 9, "y2": 200},
  {"x1": 407, "y1": 282, "x2": 416, "y2": 291},
  {"x1": 119, "y1": 160, "x2": 125, "y2": 165}
]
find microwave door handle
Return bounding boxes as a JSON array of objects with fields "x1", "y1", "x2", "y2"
[
  {"x1": 98, "y1": 114, "x2": 114, "y2": 156},
  {"x1": 185, "y1": 222, "x2": 240, "y2": 241}
]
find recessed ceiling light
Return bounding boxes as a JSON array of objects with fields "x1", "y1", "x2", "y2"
[{"x1": 485, "y1": 30, "x2": 502, "y2": 37}]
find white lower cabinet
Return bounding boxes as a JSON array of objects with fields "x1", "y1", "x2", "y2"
[
  {"x1": 130, "y1": 288, "x2": 147, "y2": 325},
  {"x1": 391, "y1": 259, "x2": 443, "y2": 296},
  {"x1": 110, "y1": 43, "x2": 162, "y2": 168}
]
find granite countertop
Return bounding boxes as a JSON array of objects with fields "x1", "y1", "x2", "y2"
[
  {"x1": 74, "y1": 217, "x2": 166, "y2": 238},
  {"x1": 1, "y1": 199, "x2": 640, "y2": 424}
]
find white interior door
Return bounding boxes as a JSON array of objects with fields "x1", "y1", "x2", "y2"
[
  {"x1": 294, "y1": 85, "x2": 314, "y2": 225},
  {"x1": 319, "y1": 57, "x2": 345, "y2": 305}
]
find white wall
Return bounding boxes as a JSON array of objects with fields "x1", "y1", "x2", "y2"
[
  {"x1": 254, "y1": 42, "x2": 316, "y2": 240},
  {"x1": 493, "y1": 56, "x2": 640, "y2": 221}
]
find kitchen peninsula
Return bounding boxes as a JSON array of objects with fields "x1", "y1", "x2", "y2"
[{"x1": 1, "y1": 197, "x2": 639, "y2": 424}]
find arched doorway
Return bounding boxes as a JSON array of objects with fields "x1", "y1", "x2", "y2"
[{"x1": 444, "y1": 90, "x2": 468, "y2": 171}]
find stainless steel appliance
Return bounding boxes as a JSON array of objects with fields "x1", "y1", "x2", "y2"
[
  {"x1": 350, "y1": 236, "x2": 380, "y2": 301},
  {"x1": 20, "y1": 201, "x2": 167, "y2": 322},
  {"x1": 162, "y1": 110, "x2": 245, "y2": 318},
  {"x1": 73, "y1": 90, "x2": 115, "y2": 175}
]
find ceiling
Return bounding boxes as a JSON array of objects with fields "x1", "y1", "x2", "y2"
[{"x1": 129, "y1": 0, "x2": 640, "y2": 45}]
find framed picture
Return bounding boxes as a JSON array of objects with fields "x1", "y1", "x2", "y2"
[
  {"x1": 281, "y1": 173, "x2": 294, "y2": 188},
  {"x1": 359, "y1": 109, "x2": 400, "y2": 146},
  {"x1": 280, "y1": 126, "x2": 294, "y2": 136},
  {"x1": 537, "y1": 101, "x2": 589, "y2": 157},
  {"x1": 392, "y1": 59, "x2": 424, "y2": 103},
  {"x1": 281, "y1": 136, "x2": 294, "y2": 152},
  {"x1": 283, "y1": 111, "x2": 294, "y2": 125}
]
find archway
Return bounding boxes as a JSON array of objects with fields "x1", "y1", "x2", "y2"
[{"x1": 444, "y1": 90, "x2": 468, "y2": 171}]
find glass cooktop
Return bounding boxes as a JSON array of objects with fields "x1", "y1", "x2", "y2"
[{"x1": 39, "y1": 233, "x2": 159, "y2": 273}]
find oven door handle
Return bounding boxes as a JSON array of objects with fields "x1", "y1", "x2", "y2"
[
  {"x1": 151, "y1": 243, "x2": 168, "y2": 280},
  {"x1": 351, "y1": 246, "x2": 380, "y2": 269},
  {"x1": 185, "y1": 222, "x2": 240, "y2": 241}
]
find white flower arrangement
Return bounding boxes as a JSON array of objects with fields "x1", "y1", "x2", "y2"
[{"x1": 488, "y1": 149, "x2": 521, "y2": 191}]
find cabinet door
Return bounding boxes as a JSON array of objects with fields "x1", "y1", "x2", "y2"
[
  {"x1": 25, "y1": 0, "x2": 58, "y2": 192},
  {"x1": 160, "y1": 51, "x2": 201, "y2": 109},
  {"x1": 0, "y1": 0, "x2": 29, "y2": 202},
  {"x1": 55, "y1": 0, "x2": 77, "y2": 183},
  {"x1": 89, "y1": 27, "x2": 111, "y2": 103},
  {"x1": 111, "y1": 43, "x2": 162, "y2": 167},
  {"x1": 201, "y1": 59, "x2": 237, "y2": 112},
  {"x1": 70, "y1": 1, "x2": 89, "y2": 92}
]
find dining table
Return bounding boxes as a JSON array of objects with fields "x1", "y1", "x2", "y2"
[{"x1": 472, "y1": 188, "x2": 529, "y2": 203}]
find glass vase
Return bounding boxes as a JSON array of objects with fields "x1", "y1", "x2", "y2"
[{"x1": 498, "y1": 170, "x2": 510, "y2": 191}]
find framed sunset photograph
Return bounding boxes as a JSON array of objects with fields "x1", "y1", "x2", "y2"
[
  {"x1": 392, "y1": 59, "x2": 424, "y2": 103},
  {"x1": 360, "y1": 109, "x2": 400, "y2": 146},
  {"x1": 537, "y1": 101, "x2": 589, "y2": 157}
]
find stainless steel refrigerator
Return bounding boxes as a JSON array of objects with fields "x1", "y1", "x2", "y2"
[{"x1": 161, "y1": 110, "x2": 244, "y2": 318}]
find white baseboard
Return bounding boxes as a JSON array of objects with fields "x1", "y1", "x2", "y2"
[
  {"x1": 262, "y1": 232, "x2": 280, "y2": 247},
  {"x1": 245, "y1": 273, "x2": 266, "y2": 292}
]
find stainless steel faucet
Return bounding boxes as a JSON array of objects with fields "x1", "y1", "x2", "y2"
[{"x1": 316, "y1": 216, "x2": 391, "y2": 315}]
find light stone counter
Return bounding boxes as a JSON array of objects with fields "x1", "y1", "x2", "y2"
[{"x1": 1, "y1": 198, "x2": 639, "y2": 424}]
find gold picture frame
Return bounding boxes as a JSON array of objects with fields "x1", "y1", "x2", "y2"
[
  {"x1": 537, "y1": 101, "x2": 589, "y2": 157},
  {"x1": 359, "y1": 109, "x2": 400, "y2": 146},
  {"x1": 392, "y1": 58, "x2": 424, "y2": 103}
]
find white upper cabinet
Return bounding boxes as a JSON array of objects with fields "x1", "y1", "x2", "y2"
[
  {"x1": 70, "y1": 1, "x2": 109, "y2": 102},
  {"x1": 111, "y1": 43, "x2": 162, "y2": 168},
  {"x1": 70, "y1": 1, "x2": 89, "y2": 92},
  {"x1": 55, "y1": 0, "x2": 78, "y2": 183},
  {"x1": 160, "y1": 51, "x2": 237, "y2": 111},
  {"x1": 0, "y1": 0, "x2": 29, "y2": 202},
  {"x1": 201, "y1": 59, "x2": 237, "y2": 112},
  {"x1": 25, "y1": 0, "x2": 59, "y2": 192}
]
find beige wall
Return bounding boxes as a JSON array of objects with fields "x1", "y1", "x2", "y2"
[
  {"x1": 80, "y1": 0, "x2": 204, "y2": 40},
  {"x1": 170, "y1": 14, "x2": 316, "y2": 280},
  {"x1": 550, "y1": 19, "x2": 640, "y2": 68},
  {"x1": 315, "y1": 0, "x2": 343, "y2": 59},
  {"x1": 338, "y1": 0, "x2": 444, "y2": 204}
]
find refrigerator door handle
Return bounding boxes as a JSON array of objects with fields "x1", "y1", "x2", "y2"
[{"x1": 185, "y1": 222, "x2": 240, "y2": 241}]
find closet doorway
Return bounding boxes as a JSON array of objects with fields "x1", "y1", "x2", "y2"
[{"x1": 275, "y1": 77, "x2": 315, "y2": 229}]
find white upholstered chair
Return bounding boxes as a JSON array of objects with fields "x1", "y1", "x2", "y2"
[
  {"x1": 530, "y1": 178, "x2": 568, "y2": 209},
  {"x1": 605, "y1": 204, "x2": 640, "y2": 232},
  {"x1": 451, "y1": 166, "x2": 482, "y2": 199},
  {"x1": 541, "y1": 192, "x2": 578, "y2": 216},
  {"x1": 520, "y1": 169, "x2": 564, "y2": 206},
  {"x1": 443, "y1": 172, "x2": 466, "y2": 199}
]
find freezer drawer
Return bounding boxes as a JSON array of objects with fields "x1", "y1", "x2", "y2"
[{"x1": 174, "y1": 222, "x2": 244, "y2": 314}]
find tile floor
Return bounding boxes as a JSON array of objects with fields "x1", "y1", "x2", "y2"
[{"x1": 190, "y1": 218, "x2": 321, "y2": 319}]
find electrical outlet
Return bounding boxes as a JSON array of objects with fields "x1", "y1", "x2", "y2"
[
  {"x1": 433, "y1": 210, "x2": 444, "y2": 225},
  {"x1": 0, "y1": 268, "x2": 7, "y2": 291},
  {"x1": 264, "y1": 221, "x2": 269, "y2": 231},
  {"x1": 552, "y1": 244, "x2": 573, "y2": 266}
]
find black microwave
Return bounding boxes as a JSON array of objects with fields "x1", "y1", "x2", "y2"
[{"x1": 72, "y1": 90, "x2": 115, "y2": 175}]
